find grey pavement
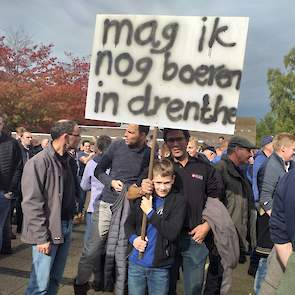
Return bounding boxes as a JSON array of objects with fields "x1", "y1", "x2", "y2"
[{"x1": 0, "y1": 223, "x2": 254, "y2": 295}]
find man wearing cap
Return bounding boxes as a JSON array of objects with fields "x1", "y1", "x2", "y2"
[
  {"x1": 199, "y1": 146, "x2": 217, "y2": 163},
  {"x1": 215, "y1": 136, "x2": 255, "y2": 263}
]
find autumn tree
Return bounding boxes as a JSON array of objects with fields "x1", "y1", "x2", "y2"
[
  {"x1": 0, "y1": 31, "x2": 116, "y2": 132},
  {"x1": 256, "y1": 47, "x2": 295, "y2": 143}
]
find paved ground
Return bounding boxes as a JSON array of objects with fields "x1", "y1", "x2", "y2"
[{"x1": 0, "y1": 223, "x2": 254, "y2": 295}]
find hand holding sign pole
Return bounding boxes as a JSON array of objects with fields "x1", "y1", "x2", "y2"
[{"x1": 139, "y1": 126, "x2": 158, "y2": 259}]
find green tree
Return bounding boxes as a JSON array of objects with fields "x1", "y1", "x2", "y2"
[{"x1": 257, "y1": 47, "x2": 295, "y2": 144}]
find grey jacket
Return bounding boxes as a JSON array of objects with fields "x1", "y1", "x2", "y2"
[
  {"x1": 203, "y1": 197, "x2": 240, "y2": 295},
  {"x1": 21, "y1": 142, "x2": 72, "y2": 245},
  {"x1": 104, "y1": 186, "x2": 129, "y2": 295},
  {"x1": 259, "y1": 152, "x2": 287, "y2": 211}
]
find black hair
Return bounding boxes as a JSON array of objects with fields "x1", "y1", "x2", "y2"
[
  {"x1": 50, "y1": 120, "x2": 77, "y2": 140},
  {"x1": 138, "y1": 125, "x2": 150, "y2": 136},
  {"x1": 96, "y1": 135, "x2": 112, "y2": 153},
  {"x1": 82, "y1": 140, "x2": 91, "y2": 146},
  {"x1": 163, "y1": 128, "x2": 190, "y2": 142}
]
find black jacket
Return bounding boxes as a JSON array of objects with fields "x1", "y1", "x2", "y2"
[
  {"x1": 173, "y1": 156, "x2": 219, "y2": 230},
  {"x1": 0, "y1": 132, "x2": 23, "y2": 193},
  {"x1": 125, "y1": 191, "x2": 186, "y2": 267}
]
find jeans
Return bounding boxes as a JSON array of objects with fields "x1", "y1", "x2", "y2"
[
  {"x1": 0, "y1": 191, "x2": 11, "y2": 251},
  {"x1": 254, "y1": 257, "x2": 268, "y2": 295},
  {"x1": 78, "y1": 176, "x2": 87, "y2": 213},
  {"x1": 128, "y1": 261, "x2": 169, "y2": 295},
  {"x1": 169, "y1": 232, "x2": 208, "y2": 295},
  {"x1": 25, "y1": 220, "x2": 72, "y2": 295},
  {"x1": 76, "y1": 200, "x2": 112, "y2": 285},
  {"x1": 84, "y1": 212, "x2": 93, "y2": 243}
]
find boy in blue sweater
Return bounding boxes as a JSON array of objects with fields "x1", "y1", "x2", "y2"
[{"x1": 125, "y1": 159, "x2": 186, "y2": 295}]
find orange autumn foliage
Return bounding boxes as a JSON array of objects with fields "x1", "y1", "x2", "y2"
[{"x1": 0, "y1": 35, "x2": 117, "y2": 132}]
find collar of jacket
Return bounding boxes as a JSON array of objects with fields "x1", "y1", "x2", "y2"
[
  {"x1": 272, "y1": 152, "x2": 288, "y2": 170},
  {"x1": 0, "y1": 132, "x2": 9, "y2": 144},
  {"x1": 222, "y1": 156, "x2": 244, "y2": 180},
  {"x1": 170, "y1": 154, "x2": 199, "y2": 167},
  {"x1": 47, "y1": 141, "x2": 69, "y2": 166}
]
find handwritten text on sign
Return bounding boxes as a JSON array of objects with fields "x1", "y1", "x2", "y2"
[{"x1": 85, "y1": 15, "x2": 249, "y2": 134}]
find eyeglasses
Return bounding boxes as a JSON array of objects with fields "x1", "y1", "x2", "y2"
[{"x1": 166, "y1": 137, "x2": 186, "y2": 144}]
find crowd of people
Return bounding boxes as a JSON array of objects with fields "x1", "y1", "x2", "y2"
[{"x1": 0, "y1": 113, "x2": 295, "y2": 295}]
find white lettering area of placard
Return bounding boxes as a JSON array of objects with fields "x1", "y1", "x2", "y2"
[{"x1": 85, "y1": 15, "x2": 249, "y2": 134}]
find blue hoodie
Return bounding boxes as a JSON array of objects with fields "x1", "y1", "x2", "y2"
[{"x1": 252, "y1": 150, "x2": 268, "y2": 202}]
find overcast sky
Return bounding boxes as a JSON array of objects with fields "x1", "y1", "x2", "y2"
[{"x1": 1, "y1": 0, "x2": 294, "y2": 120}]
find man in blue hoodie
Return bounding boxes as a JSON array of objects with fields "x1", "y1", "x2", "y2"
[{"x1": 252, "y1": 136, "x2": 273, "y2": 205}]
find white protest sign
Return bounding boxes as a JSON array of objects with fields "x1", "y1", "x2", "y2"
[{"x1": 85, "y1": 15, "x2": 249, "y2": 134}]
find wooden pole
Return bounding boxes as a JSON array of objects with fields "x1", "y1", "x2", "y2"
[{"x1": 138, "y1": 127, "x2": 158, "y2": 259}]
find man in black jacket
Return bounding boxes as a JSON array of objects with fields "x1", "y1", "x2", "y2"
[
  {"x1": 136, "y1": 128, "x2": 219, "y2": 295},
  {"x1": 0, "y1": 114, "x2": 23, "y2": 252}
]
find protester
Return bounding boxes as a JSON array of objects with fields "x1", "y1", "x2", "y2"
[
  {"x1": 0, "y1": 114, "x2": 23, "y2": 253},
  {"x1": 252, "y1": 135, "x2": 273, "y2": 205},
  {"x1": 19, "y1": 130, "x2": 33, "y2": 163},
  {"x1": 159, "y1": 142, "x2": 170, "y2": 159},
  {"x1": 131, "y1": 128, "x2": 219, "y2": 295},
  {"x1": 80, "y1": 135, "x2": 112, "y2": 241},
  {"x1": 41, "y1": 138, "x2": 50, "y2": 149},
  {"x1": 213, "y1": 139, "x2": 229, "y2": 163},
  {"x1": 21, "y1": 120, "x2": 80, "y2": 295},
  {"x1": 15, "y1": 126, "x2": 26, "y2": 141},
  {"x1": 79, "y1": 135, "x2": 111, "y2": 291},
  {"x1": 215, "y1": 136, "x2": 255, "y2": 263},
  {"x1": 248, "y1": 135, "x2": 273, "y2": 284},
  {"x1": 125, "y1": 159, "x2": 186, "y2": 295},
  {"x1": 270, "y1": 168, "x2": 295, "y2": 294},
  {"x1": 186, "y1": 136, "x2": 199, "y2": 157},
  {"x1": 14, "y1": 130, "x2": 34, "y2": 235},
  {"x1": 218, "y1": 136, "x2": 225, "y2": 144},
  {"x1": 75, "y1": 140, "x2": 96, "y2": 223},
  {"x1": 257, "y1": 133, "x2": 295, "y2": 294},
  {"x1": 200, "y1": 145, "x2": 217, "y2": 163},
  {"x1": 74, "y1": 124, "x2": 150, "y2": 295}
]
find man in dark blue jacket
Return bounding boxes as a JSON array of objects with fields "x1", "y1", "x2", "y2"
[{"x1": 270, "y1": 168, "x2": 295, "y2": 294}]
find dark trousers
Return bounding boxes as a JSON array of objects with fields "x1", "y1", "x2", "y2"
[
  {"x1": 1, "y1": 209, "x2": 12, "y2": 253},
  {"x1": 15, "y1": 193, "x2": 23, "y2": 233},
  {"x1": 204, "y1": 246, "x2": 224, "y2": 295}
]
